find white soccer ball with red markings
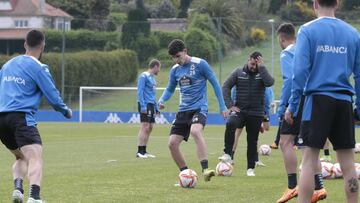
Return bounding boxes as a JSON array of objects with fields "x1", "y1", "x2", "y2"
[
  {"x1": 216, "y1": 161, "x2": 234, "y2": 176},
  {"x1": 332, "y1": 163, "x2": 343, "y2": 178},
  {"x1": 258, "y1": 144, "x2": 271, "y2": 155},
  {"x1": 178, "y1": 169, "x2": 198, "y2": 188},
  {"x1": 354, "y1": 163, "x2": 360, "y2": 179},
  {"x1": 321, "y1": 162, "x2": 334, "y2": 179},
  {"x1": 355, "y1": 143, "x2": 360, "y2": 153}
]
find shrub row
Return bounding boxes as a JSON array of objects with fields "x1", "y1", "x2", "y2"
[
  {"x1": 44, "y1": 29, "x2": 121, "y2": 52},
  {"x1": 0, "y1": 50, "x2": 139, "y2": 104}
]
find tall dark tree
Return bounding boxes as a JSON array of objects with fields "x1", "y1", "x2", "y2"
[
  {"x1": 178, "y1": 0, "x2": 192, "y2": 18},
  {"x1": 85, "y1": 0, "x2": 111, "y2": 31},
  {"x1": 121, "y1": 8, "x2": 150, "y2": 49},
  {"x1": 136, "y1": 0, "x2": 145, "y2": 10}
]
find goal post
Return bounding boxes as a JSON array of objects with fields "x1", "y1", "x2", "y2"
[{"x1": 78, "y1": 86, "x2": 180, "y2": 122}]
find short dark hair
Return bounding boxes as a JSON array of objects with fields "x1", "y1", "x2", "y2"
[
  {"x1": 277, "y1": 23, "x2": 296, "y2": 40},
  {"x1": 149, "y1": 59, "x2": 160, "y2": 69},
  {"x1": 168, "y1": 39, "x2": 185, "y2": 56},
  {"x1": 26, "y1": 30, "x2": 45, "y2": 48},
  {"x1": 317, "y1": 0, "x2": 338, "y2": 7},
  {"x1": 250, "y1": 51, "x2": 262, "y2": 59}
]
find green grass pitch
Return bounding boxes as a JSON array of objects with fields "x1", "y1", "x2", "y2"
[{"x1": 0, "y1": 123, "x2": 359, "y2": 202}]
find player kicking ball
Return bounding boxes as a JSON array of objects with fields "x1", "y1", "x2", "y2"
[{"x1": 158, "y1": 39, "x2": 228, "y2": 182}]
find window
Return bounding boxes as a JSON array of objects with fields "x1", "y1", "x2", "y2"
[
  {"x1": 14, "y1": 20, "x2": 29, "y2": 28},
  {"x1": 57, "y1": 19, "x2": 70, "y2": 31}
]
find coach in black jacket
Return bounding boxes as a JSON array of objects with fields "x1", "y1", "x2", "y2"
[{"x1": 220, "y1": 51, "x2": 274, "y2": 176}]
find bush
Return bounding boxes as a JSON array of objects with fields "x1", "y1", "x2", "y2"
[
  {"x1": 149, "y1": 0, "x2": 177, "y2": 18},
  {"x1": 132, "y1": 34, "x2": 160, "y2": 63},
  {"x1": 184, "y1": 28, "x2": 218, "y2": 63},
  {"x1": 280, "y1": 2, "x2": 316, "y2": 25},
  {"x1": 109, "y1": 12, "x2": 127, "y2": 26},
  {"x1": 1, "y1": 50, "x2": 139, "y2": 104},
  {"x1": 250, "y1": 27, "x2": 266, "y2": 43},
  {"x1": 155, "y1": 48, "x2": 174, "y2": 69},
  {"x1": 152, "y1": 31, "x2": 185, "y2": 48},
  {"x1": 44, "y1": 29, "x2": 120, "y2": 52},
  {"x1": 188, "y1": 13, "x2": 217, "y2": 38}
]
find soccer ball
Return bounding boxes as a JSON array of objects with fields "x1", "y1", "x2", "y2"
[
  {"x1": 216, "y1": 161, "x2": 234, "y2": 176},
  {"x1": 354, "y1": 163, "x2": 360, "y2": 179},
  {"x1": 258, "y1": 144, "x2": 271, "y2": 155},
  {"x1": 332, "y1": 163, "x2": 343, "y2": 178},
  {"x1": 178, "y1": 169, "x2": 198, "y2": 188},
  {"x1": 321, "y1": 162, "x2": 334, "y2": 179},
  {"x1": 355, "y1": 143, "x2": 360, "y2": 153}
]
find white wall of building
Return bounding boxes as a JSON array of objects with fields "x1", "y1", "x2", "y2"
[{"x1": 0, "y1": 17, "x2": 13, "y2": 28}]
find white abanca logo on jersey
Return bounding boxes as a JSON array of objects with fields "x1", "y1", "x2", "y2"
[
  {"x1": 3, "y1": 76, "x2": 26, "y2": 85},
  {"x1": 316, "y1": 45, "x2": 347, "y2": 54}
]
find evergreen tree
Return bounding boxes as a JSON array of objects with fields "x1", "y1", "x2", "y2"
[
  {"x1": 178, "y1": 0, "x2": 191, "y2": 18},
  {"x1": 85, "y1": 0, "x2": 111, "y2": 31}
]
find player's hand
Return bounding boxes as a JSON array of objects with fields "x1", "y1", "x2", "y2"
[
  {"x1": 262, "y1": 121, "x2": 270, "y2": 131},
  {"x1": 221, "y1": 111, "x2": 229, "y2": 119},
  {"x1": 230, "y1": 106, "x2": 240, "y2": 113},
  {"x1": 159, "y1": 103, "x2": 165, "y2": 110},
  {"x1": 65, "y1": 109, "x2": 72, "y2": 119},
  {"x1": 284, "y1": 109, "x2": 294, "y2": 125},
  {"x1": 156, "y1": 110, "x2": 161, "y2": 116}
]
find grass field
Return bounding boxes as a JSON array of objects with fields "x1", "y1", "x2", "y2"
[{"x1": 0, "y1": 123, "x2": 359, "y2": 202}]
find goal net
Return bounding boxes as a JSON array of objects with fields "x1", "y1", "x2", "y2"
[{"x1": 78, "y1": 86, "x2": 180, "y2": 123}]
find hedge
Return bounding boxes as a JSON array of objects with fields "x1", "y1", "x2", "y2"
[
  {"x1": 0, "y1": 50, "x2": 139, "y2": 104},
  {"x1": 44, "y1": 29, "x2": 121, "y2": 52}
]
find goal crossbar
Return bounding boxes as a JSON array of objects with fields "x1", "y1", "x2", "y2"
[{"x1": 78, "y1": 86, "x2": 177, "y2": 122}]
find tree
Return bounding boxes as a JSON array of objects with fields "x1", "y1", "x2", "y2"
[
  {"x1": 85, "y1": 0, "x2": 111, "y2": 31},
  {"x1": 121, "y1": 8, "x2": 150, "y2": 49},
  {"x1": 47, "y1": 0, "x2": 91, "y2": 29},
  {"x1": 342, "y1": 0, "x2": 360, "y2": 10},
  {"x1": 201, "y1": 0, "x2": 244, "y2": 40},
  {"x1": 136, "y1": 0, "x2": 145, "y2": 10},
  {"x1": 178, "y1": 0, "x2": 192, "y2": 18},
  {"x1": 152, "y1": 0, "x2": 177, "y2": 18},
  {"x1": 268, "y1": 0, "x2": 286, "y2": 14}
]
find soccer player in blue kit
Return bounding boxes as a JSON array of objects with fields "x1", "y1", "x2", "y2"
[
  {"x1": 136, "y1": 59, "x2": 161, "y2": 158},
  {"x1": 0, "y1": 30, "x2": 72, "y2": 203},
  {"x1": 285, "y1": 0, "x2": 360, "y2": 202},
  {"x1": 158, "y1": 39, "x2": 228, "y2": 182}
]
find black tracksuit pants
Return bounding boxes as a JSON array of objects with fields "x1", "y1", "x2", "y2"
[{"x1": 223, "y1": 112, "x2": 263, "y2": 169}]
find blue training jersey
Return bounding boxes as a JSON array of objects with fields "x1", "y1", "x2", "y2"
[
  {"x1": 159, "y1": 57, "x2": 227, "y2": 115},
  {"x1": 137, "y1": 71, "x2": 158, "y2": 112},
  {"x1": 288, "y1": 17, "x2": 360, "y2": 118},
  {"x1": 0, "y1": 55, "x2": 70, "y2": 126},
  {"x1": 277, "y1": 44, "x2": 295, "y2": 118}
]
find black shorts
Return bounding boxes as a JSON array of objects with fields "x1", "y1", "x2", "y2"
[
  {"x1": 0, "y1": 112, "x2": 42, "y2": 150},
  {"x1": 227, "y1": 111, "x2": 262, "y2": 129},
  {"x1": 298, "y1": 94, "x2": 355, "y2": 150},
  {"x1": 280, "y1": 97, "x2": 305, "y2": 135},
  {"x1": 170, "y1": 110, "x2": 207, "y2": 141},
  {"x1": 138, "y1": 103, "x2": 156, "y2": 123}
]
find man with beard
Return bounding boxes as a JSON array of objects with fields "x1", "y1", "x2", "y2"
[{"x1": 219, "y1": 51, "x2": 274, "y2": 176}]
